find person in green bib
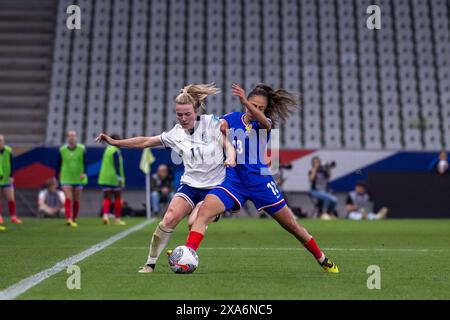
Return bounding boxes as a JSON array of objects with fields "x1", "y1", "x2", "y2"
[
  {"x1": 0, "y1": 134, "x2": 23, "y2": 227},
  {"x1": 98, "y1": 134, "x2": 126, "y2": 225},
  {"x1": 57, "y1": 131, "x2": 87, "y2": 228}
]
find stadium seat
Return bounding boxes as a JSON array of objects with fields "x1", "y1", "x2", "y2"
[{"x1": 42, "y1": 0, "x2": 448, "y2": 151}]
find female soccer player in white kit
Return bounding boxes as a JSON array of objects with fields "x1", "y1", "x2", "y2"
[{"x1": 96, "y1": 84, "x2": 236, "y2": 273}]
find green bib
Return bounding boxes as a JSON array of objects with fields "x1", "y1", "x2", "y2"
[
  {"x1": 59, "y1": 144, "x2": 88, "y2": 185},
  {"x1": 98, "y1": 146, "x2": 125, "y2": 187},
  {"x1": 0, "y1": 145, "x2": 12, "y2": 186}
]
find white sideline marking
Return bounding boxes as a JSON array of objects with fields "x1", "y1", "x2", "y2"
[
  {"x1": 0, "y1": 219, "x2": 155, "y2": 300},
  {"x1": 111, "y1": 246, "x2": 446, "y2": 253}
]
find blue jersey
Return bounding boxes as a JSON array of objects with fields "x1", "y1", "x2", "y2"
[
  {"x1": 221, "y1": 112, "x2": 272, "y2": 185},
  {"x1": 210, "y1": 112, "x2": 286, "y2": 215}
]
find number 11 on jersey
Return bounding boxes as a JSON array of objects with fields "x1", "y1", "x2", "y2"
[{"x1": 190, "y1": 147, "x2": 204, "y2": 161}]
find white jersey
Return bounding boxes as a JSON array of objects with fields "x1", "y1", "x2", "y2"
[{"x1": 159, "y1": 114, "x2": 226, "y2": 188}]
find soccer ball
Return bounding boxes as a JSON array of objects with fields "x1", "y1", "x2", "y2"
[{"x1": 168, "y1": 245, "x2": 199, "y2": 274}]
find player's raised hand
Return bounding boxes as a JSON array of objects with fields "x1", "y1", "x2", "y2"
[
  {"x1": 232, "y1": 83, "x2": 247, "y2": 105},
  {"x1": 95, "y1": 133, "x2": 113, "y2": 144},
  {"x1": 224, "y1": 157, "x2": 236, "y2": 168}
]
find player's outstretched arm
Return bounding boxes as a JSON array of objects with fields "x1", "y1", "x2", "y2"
[
  {"x1": 220, "y1": 120, "x2": 236, "y2": 168},
  {"x1": 231, "y1": 83, "x2": 272, "y2": 130},
  {"x1": 95, "y1": 133, "x2": 163, "y2": 149}
]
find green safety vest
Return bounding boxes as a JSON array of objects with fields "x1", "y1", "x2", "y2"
[
  {"x1": 59, "y1": 144, "x2": 88, "y2": 185},
  {"x1": 0, "y1": 145, "x2": 12, "y2": 186},
  {"x1": 98, "y1": 145, "x2": 125, "y2": 187}
]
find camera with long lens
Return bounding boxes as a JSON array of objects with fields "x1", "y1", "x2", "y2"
[{"x1": 322, "y1": 161, "x2": 336, "y2": 170}]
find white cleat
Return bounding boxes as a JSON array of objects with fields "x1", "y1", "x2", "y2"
[{"x1": 138, "y1": 264, "x2": 154, "y2": 273}]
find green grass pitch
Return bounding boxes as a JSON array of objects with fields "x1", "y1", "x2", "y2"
[{"x1": 1, "y1": 217, "x2": 449, "y2": 299}]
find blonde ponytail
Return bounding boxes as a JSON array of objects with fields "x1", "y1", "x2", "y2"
[{"x1": 175, "y1": 83, "x2": 221, "y2": 110}]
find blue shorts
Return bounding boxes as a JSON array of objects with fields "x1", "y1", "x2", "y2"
[
  {"x1": 0, "y1": 184, "x2": 13, "y2": 189},
  {"x1": 100, "y1": 185, "x2": 122, "y2": 191},
  {"x1": 209, "y1": 177, "x2": 286, "y2": 215},
  {"x1": 174, "y1": 184, "x2": 212, "y2": 209},
  {"x1": 61, "y1": 184, "x2": 84, "y2": 189}
]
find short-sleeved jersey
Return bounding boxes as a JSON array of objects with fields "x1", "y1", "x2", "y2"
[
  {"x1": 220, "y1": 112, "x2": 272, "y2": 185},
  {"x1": 308, "y1": 167, "x2": 330, "y2": 191},
  {"x1": 38, "y1": 189, "x2": 65, "y2": 208},
  {"x1": 160, "y1": 114, "x2": 225, "y2": 188},
  {"x1": 346, "y1": 191, "x2": 371, "y2": 212}
]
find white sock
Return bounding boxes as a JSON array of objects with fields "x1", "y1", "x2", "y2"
[
  {"x1": 318, "y1": 254, "x2": 326, "y2": 264},
  {"x1": 146, "y1": 222, "x2": 174, "y2": 265}
]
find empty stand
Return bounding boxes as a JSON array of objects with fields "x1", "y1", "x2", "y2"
[
  {"x1": 0, "y1": 0, "x2": 58, "y2": 147},
  {"x1": 43, "y1": 0, "x2": 449, "y2": 151}
]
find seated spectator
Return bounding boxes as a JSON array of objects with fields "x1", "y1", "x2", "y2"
[
  {"x1": 346, "y1": 181, "x2": 388, "y2": 221},
  {"x1": 38, "y1": 178, "x2": 65, "y2": 218},
  {"x1": 308, "y1": 156, "x2": 338, "y2": 220},
  {"x1": 428, "y1": 150, "x2": 449, "y2": 175},
  {"x1": 151, "y1": 164, "x2": 174, "y2": 216}
]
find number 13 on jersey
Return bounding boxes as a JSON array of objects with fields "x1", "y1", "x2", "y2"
[{"x1": 232, "y1": 140, "x2": 243, "y2": 154}]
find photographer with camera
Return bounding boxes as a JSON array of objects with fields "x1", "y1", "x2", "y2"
[{"x1": 308, "y1": 156, "x2": 338, "y2": 220}]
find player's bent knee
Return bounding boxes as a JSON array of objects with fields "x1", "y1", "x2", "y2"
[
  {"x1": 162, "y1": 208, "x2": 184, "y2": 229},
  {"x1": 162, "y1": 215, "x2": 178, "y2": 229}
]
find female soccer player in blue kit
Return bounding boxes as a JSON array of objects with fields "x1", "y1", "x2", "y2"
[{"x1": 184, "y1": 83, "x2": 339, "y2": 273}]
